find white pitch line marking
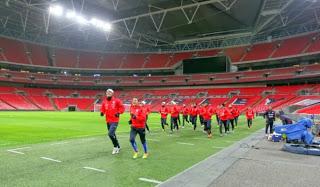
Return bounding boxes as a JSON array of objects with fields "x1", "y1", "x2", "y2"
[
  {"x1": 212, "y1": 146, "x2": 225, "y2": 149},
  {"x1": 7, "y1": 147, "x2": 31, "y2": 154},
  {"x1": 40, "y1": 157, "x2": 62, "y2": 163},
  {"x1": 148, "y1": 139, "x2": 160, "y2": 142},
  {"x1": 192, "y1": 138, "x2": 208, "y2": 140},
  {"x1": 177, "y1": 142, "x2": 195, "y2": 146},
  {"x1": 50, "y1": 142, "x2": 68, "y2": 145},
  {"x1": 139, "y1": 177, "x2": 162, "y2": 184},
  {"x1": 83, "y1": 167, "x2": 106, "y2": 173},
  {"x1": 7, "y1": 150, "x2": 25, "y2": 154},
  {"x1": 10, "y1": 146, "x2": 31, "y2": 150}
]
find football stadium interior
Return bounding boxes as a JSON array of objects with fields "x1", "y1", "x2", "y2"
[{"x1": 1, "y1": 0, "x2": 320, "y2": 186}]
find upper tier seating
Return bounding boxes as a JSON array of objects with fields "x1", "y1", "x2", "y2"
[
  {"x1": 2, "y1": 32, "x2": 320, "y2": 68},
  {"x1": 0, "y1": 37, "x2": 29, "y2": 64}
]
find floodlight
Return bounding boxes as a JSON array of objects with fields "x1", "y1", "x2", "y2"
[
  {"x1": 66, "y1": 10, "x2": 76, "y2": 19},
  {"x1": 90, "y1": 18, "x2": 104, "y2": 27},
  {"x1": 76, "y1": 15, "x2": 88, "y2": 25},
  {"x1": 49, "y1": 5, "x2": 63, "y2": 16},
  {"x1": 102, "y1": 23, "x2": 112, "y2": 32}
]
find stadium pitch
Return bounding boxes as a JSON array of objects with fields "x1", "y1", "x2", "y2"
[{"x1": 0, "y1": 112, "x2": 264, "y2": 186}]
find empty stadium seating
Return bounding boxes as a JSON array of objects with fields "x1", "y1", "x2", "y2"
[
  {"x1": 26, "y1": 96, "x2": 55, "y2": 110},
  {"x1": 53, "y1": 98, "x2": 95, "y2": 111},
  {"x1": 296, "y1": 104, "x2": 320, "y2": 114},
  {"x1": 242, "y1": 42, "x2": 275, "y2": 61},
  {"x1": 0, "y1": 94, "x2": 38, "y2": 110},
  {"x1": 0, "y1": 63, "x2": 319, "y2": 87},
  {"x1": 55, "y1": 49, "x2": 78, "y2": 68},
  {"x1": 0, "y1": 37, "x2": 29, "y2": 64},
  {"x1": 272, "y1": 34, "x2": 313, "y2": 58},
  {"x1": 78, "y1": 52, "x2": 101, "y2": 69},
  {"x1": 0, "y1": 85, "x2": 319, "y2": 113},
  {"x1": 26, "y1": 43, "x2": 49, "y2": 66},
  {"x1": 2, "y1": 32, "x2": 320, "y2": 68}
]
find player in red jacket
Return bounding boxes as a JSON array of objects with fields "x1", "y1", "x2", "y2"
[
  {"x1": 215, "y1": 105, "x2": 221, "y2": 127},
  {"x1": 246, "y1": 106, "x2": 255, "y2": 128},
  {"x1": 228, "y1": 104, "x2": 235, "y2": 132},
  {"x1": 201, "y1": 102, "x2": 214, "y2": 138},
  {"x1": 190, "y1": 103, "x2": 199, "y2": 130},
  {"x1": 232, "y1": 106, "x2": 240, "y2": 127},
  {"x1": 141, "y1": 101, "x2": 151, "y2": 133},
  {"x1": 100, "y1": 89, "x2": 125, "y2": 155},
  {"x1": 129, "y1": 98, "x2": 148, "y2": 159},
  {"x1": 159, "y1": 102, "x2": 169, "y2": 131},
  {"x1": 181, "y1": 104, "x2": 190, "y2": 128},
  {"x1": 198, "y1": 105, "x2": 205, "y2": 127},
  {"x1": 170, "y1": 101, "x2": 180, "y2": 132},
  {"x1": 219, "y1": 104, "x2": 229, "y2": 136}
]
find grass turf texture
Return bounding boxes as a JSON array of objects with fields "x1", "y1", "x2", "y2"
[{"x1": 0, "y1": 112, "x2": 265, "y2": 187}]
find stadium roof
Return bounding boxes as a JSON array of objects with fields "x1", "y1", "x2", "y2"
[{"x1": 1, "y1": 0, "x2": 320, "y2": 53}]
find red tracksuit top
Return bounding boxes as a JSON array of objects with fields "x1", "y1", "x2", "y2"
[
  {"x1": 198, "y1": 106, "x2": 204, "y2": 117},
  {"x1": 201, "y1": 106, "x2": 214, "y2": 120},
  {"x1": 246, "y1": 109, "x2": 255, "y2": 120},
  {"x1": 159, "y1": 106, "x2": 169, "y2": 118},
  {"x1": 232, "y1": 108, "x2": 240, "y2": 117},
  {"x1": 190, "y1": 107, "x2": 198, "y2": 116},
  {"x1": 226, "y1": 108, "x2": 234, "y2": 120},
  {"x1": 219, "y1": 108, "x2": 228, "y2": 121},
  {"x1": 182, "y1": 106, "x2": 189, "y2": 115},
  {"x1": 171, "y1": 105, "x2": 180, "y2": 118},
  {"x1": 100, "y1": 97, "x2": 125, "y2": 123},
  {"x1": 130, "y1": 105, "x2": 146, "y2": 129},
  {"x1": 144, "y1": 105, "x2": 151, "y2": 115}
]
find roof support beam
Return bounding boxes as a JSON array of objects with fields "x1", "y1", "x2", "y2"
[
  {"x1": 254, "y1": 0, "x2": 294, "y2": 34},
  {"x1": 111, "y1": 0, "x2": 225, "y2": 24},
  {"x1": 181, "y1": 4, "x2": 200, "y2": 24}
]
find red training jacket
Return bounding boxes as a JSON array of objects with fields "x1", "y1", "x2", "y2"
[
  {"x1": 246, "y1": 109, "x2": 255, "y2": 120},
  {"x1": 100, "y1": 97, "x2": 125, "y2": 123},
  {"x1": 201, "y1": 106, "x2": 214, "y2": 120},
  {"x1": 190, "y1": 107, "x2": 198, "y2": 116},
  {"x1": 171, "y1": 105, "x2": 180, "y2": 118},
  {"x1": 159, "y1": 106, "x2": 169, "y2": 118},
  {"x1": 181, "y1": 106, "x2": 189, "y2": 115},
  {"x1": 131, "y1": 105, "x2": 147, "y2": 129}
]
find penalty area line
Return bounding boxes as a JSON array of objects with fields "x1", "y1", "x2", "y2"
[
  {"x1": 177, "y1": 142, "x2": 195, "y2": 146},
  {"x1": 7, "y1": 146, "x2": 31, "y2": 155},
  {"x1": 148, "y1": 139, "x2": 160, "y2": 142},
  {"x1": 83, "y1": 167, "x2": 106, "y2": 173},
  {"x1": 139, "y1": 177, "x2": 162, "y2": 184},
  {"x1": 40, "y1": 157, "x2": 62, "y2": 163}
]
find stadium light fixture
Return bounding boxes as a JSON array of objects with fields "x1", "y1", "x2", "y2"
[
  {"x1": 90, "y1": 18, "x2": 112, "y2": 32},
  {"x1": 66, "y1": 10, "x2": 76, "y2": 19},
  {"x1": 48, "y1": 5, "x2": 63, "y2": 17},
  {"x1": 76, "y1": 15, "x2": 89, "y2": 25},
  {"x1": 102, "y1": 23, "x2": 112, "y2": 32},
  {"x1": 48, "y1": 5, "x2": 112, "y2": 32}
]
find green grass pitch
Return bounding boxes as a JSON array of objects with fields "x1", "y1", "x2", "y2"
[{"x1": 0, "y1": 112, "x2": 265, "y2": 187}]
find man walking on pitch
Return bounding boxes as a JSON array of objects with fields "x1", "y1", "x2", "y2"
[
  {"x1": 264, "y1": 106, "x2": 276, "y2": 135},
  {"x1": 201, "y1": 102, "x2": 213, "y2": 138},
  {"x1": 232, "y1": 106, "x2": 240, "y2": 128},
  {"x1": 170, "y1": 101, "x2": 180, "y2": 132},
  {"x1": 100, "y1": 89, "x2": 125, "y2": 155},
  {"x1": 181, "y1": 104, "x2": 190, "y2": 128},
  {"x1": 190, "y1": 103, "x2": 199, "y2": 130},
  {"x1": 246, "y1": 107, "x2": 254, "y2": 128},
  {"x1": 129, "y1": 98, "x2": 148, "y2": 159},
  {"x1": 159, "y1": 102, "x2": 169, "y2": 131},
  {"x1": 219, "y1": 104, "x2": 229, "y2": 136}
]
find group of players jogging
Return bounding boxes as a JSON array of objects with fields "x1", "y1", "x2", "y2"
[{"x1": 100, "y1": 89, "x2": 257, "y2": 159}]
